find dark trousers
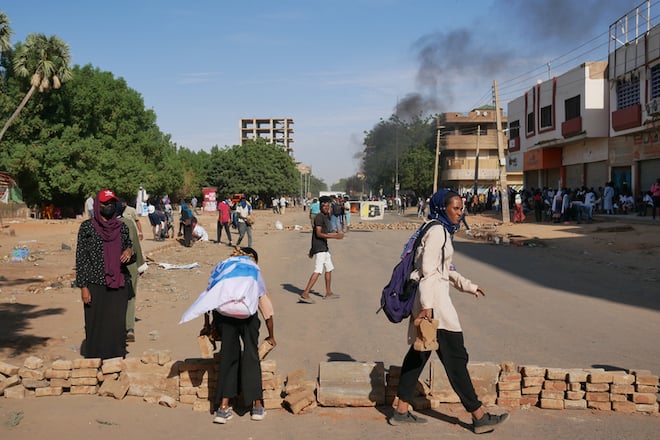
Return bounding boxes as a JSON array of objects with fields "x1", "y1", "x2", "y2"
[
  {"x1": 217, "y1": 221, "x2": 232, "y2": 244},
  {"x1": 214, "y1": 314, "x2": 262, "y2": 408},
  {"x1": 183, "y1": 223, "x2": 192, "y2": 247},
  {"x1": 397, "y1": 329, "x2": 482, "y2": 413}
]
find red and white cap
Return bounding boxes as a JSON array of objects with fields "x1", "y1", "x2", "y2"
[{"x1": 98, "y1": 189, "x2": 118, "y2": 203}]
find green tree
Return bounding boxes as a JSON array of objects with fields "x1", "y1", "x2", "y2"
[
  {"x1": 207, "y1": 140, "x2": 297, "y2": 203},
  {"x1": 0, "y1": 33, "x2": 73, "y2": 143},
  {"x1": 0, "y1": 12, "x2": 12, "y2": 52},
  {"x1": 308, "y1": 174, "x2": 327, "y2": 197},
  {"x1": 399, "y1": 145, "x2": 434, "y2": 198}
]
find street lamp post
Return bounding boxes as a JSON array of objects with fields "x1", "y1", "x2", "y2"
[{"x1": 433, "y1": 123, "x2": 445, "y2": 193}]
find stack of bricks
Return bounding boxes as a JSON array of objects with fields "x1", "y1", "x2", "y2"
[
  {"x1": 261, "y1": 359, "x2": 284, "y2": 410},
  {"x1": 519, "y1": 365, "x2": 544, "y2": 407},
  {"x1": 70, "y1": 358, "x2": 102, "y2": 395},
  {"x1": 177, "y1": 356, "x2": 218, "y2": 412},
  {"x1": 629, "y1": 369, "x2": 659, "y2": 414},
  {"x1": 283, "y1": 369, "x2": 316, "y2": 414},
  {"x1": 496, "y1": 363, "x2": 522, "y2": 408}
]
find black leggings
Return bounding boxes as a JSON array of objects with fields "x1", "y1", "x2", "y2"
[{"x1": 397, "y1": 329, "x2": 482, "y2": 413}]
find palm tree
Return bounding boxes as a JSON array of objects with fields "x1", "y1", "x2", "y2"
[
  {"x1": 0, "y1": 33, "x2": 73, "y2": 143},
  {"x1": 0, "y1": 12, "x2": 13, "y2": 52}
]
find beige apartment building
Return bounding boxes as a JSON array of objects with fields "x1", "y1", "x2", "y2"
[
  {"x1": 438, "y1": 106, "x2": 521, "y2": 194},
  {"x1": 239, "y1": 117, "x2": 294, "y2": 156}
]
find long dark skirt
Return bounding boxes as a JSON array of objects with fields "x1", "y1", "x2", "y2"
[{"x1": 83, "y1": 283, "x2": 131, "y2": 359}]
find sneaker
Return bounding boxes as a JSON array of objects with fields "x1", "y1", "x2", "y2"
[
  {"x1": 251, "y1": 406, "x2": 266, "y2": 421},
  {"x1": 126, "y1": 330, "x2": 135, "y2": 343},
  {"x1": 213, "y1": 407, "x2": 233, "y2": 424},
  {"x1": 473, "y1": 412, "x2": 509, "y2": 434},
  {"x1": 298, "y1": 295, "x2": 316, "y2": 304},
  {"x1": 388, "y1": 411, "x2": 428, "y2": 426}
]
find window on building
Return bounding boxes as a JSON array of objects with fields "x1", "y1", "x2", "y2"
[
  {"x1": 651, "y1": 65, "x2": 660, "y2": 99},
  {"x1": 565, "y1": 95, "x2": 580, "y2": 120},
  {"x1": 540, "y1": 105, "x2": 552, "y2": 128},
  {"x1": 509, "y1": 120, "x2": 520, "y2": 139},
  {"x1": 526, "y1": 112, "x2": 534, "y2": 134},
  {"x1": 616, "y1": 77, "x2": 640, "y2": 109}
]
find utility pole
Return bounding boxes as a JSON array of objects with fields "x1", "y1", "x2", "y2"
[
  {"x1": 473, "y1": 124, "x2": 480, "y2": 197},
  {"x1": 494, "y1": 80, "x2": 511, "y2": 223},
  {"x1": 433, "y1": 121, "x2": 444, "y2": 193}
]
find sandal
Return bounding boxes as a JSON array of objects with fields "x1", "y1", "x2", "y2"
[
  {"x1": 323, "y1": 293, "x2": 340, "y2": 300},
  {"x1": 298, "y1": 296, "x2": 316, "y2": 304}
]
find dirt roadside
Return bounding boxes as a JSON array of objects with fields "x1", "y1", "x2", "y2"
[{"x1": 0, "y1": 208, "x2": 659, "y2": 439}]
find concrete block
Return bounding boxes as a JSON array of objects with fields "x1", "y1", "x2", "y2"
[
  {"x1": 4, "y1": 384, "x2": 26, "y2": 399},
  {"x1": 540, "y1": 398, "x2": 563, "y2": 409},
  {"x1": 101, "y1": 357, "x2": 124, "y2": 374},
  {"x1": 588, "y1": 372, "x2": 613, "y2": 383},
  {"x1": 69, "y1": 385, "x2": 98, "y2": 395},
  {"x1": 262, "y1": 375, "x2": 283, "y2": 391},
  {"x1": 99, "y1": 374, "x2": 130, "y2": 399},
  {"x1": 585, "y1": 383, "x2": 609, "y2": 392},
  {"x1": 51, "y1": 360, "x2": 73, "y2": 371},
  {"x1": 521, "y1": 386, "x2": 542, "y2": 395},
  {"x1": 72, "y1": 368, "x2": 98, "y2": 378},
  {"x1": 522, "y1": 376, "x2": 544, "y2": 387},
  {"x1": 0, "y1": 361, "x2": 20, "y2": 376},
  {"x1": 567, "y1": 369, "x2": 588, "y2": 383},
  {"x1": 261, "y1": 359, "x2": 277, "y2": 373},
  {"x1": 635, "y1": 374, "x2": 659, "y2": 386},
  {"x1": 317, "y1": 361, "x2": 385, "y2": 407},
  {"x1": 632, "y1": 393, "x2": 657, "y2": 404},
  {"x1": 49, "y1": 378, "x2": 71, "y2": 388},
  {"x1": 45, "y1": 368, "x2": 71, "y2": 379},
  {"x1": 540, "y1": 389, "x2": 564, "y2": 400},
  {"x1": 612, "y1": 400, "x2": 636, "y2": 413},
  {"x1": 21, "y1": 379, "x2": 49, "y2": 389},
  {"x1": 587, "y1": 401, "x2": 611, "y2": 411},
  {"x1": 497, "y1": 381, "x2": 521, "y2": 391},
  {"x1": 635, "y1": 403, "x2": 659, "y2": 413},
  {"x1": 72, "y1": 358, "x2": 102, "y2": 369},
  {"x1": 71, "y1": 377, "x2": 99, "y2": 386},
  {"x1": 158, "y1": 395, "x2": 177, "y2": 408},
  {"x1": 609, "y1": 384, "x2": 634, "y2": 394},
  {"x1": 23, "y1": 356, "x2": 44, "y2": 370},
  {"x1": 564, "y1": 399, "x2": 587, "y2": 410},
  {"x1": 586, "y1": 392, "x2": 610, "y2": 402},
  {"x1": 431, "y1": 360, "x2": 499, "y2": 405},
  {"x1": 18, "y1": 367, "x2": 44, "y2": 380},
  {"x1": 545, "y1": 368, "x2": 567, "y2": 381},
  {"x1": 35, "y1": 387, "x2": 63, "y2": 397},
  {"x1": 125, "y1": 371, "x2": 179, "y2": 399},
  {"x1": 0, "y1": 375, "x2": 21, "y2": 395},
  {"x1": 610, "y1": 372, "x2": 634, "y2": 385},
  {"x1": 565, "y1": 390, "x2": 585, "y2": 400},
  {"x1": 179, "y1": 386, "x2": 198, "y2": 396},
  {"x1": 636, "y1": 384, "x2": 658, "y2": 393},
  {"x1": 499, "y1": 372, "x2": 521, "y2": 382},
  {"x1": 496, "y1": 397, "x2": 520, "y2": 408},
  {"x1": 179, "y1": 394, "x2": 197, "y2": 404},
  {"x1": 519, "y1": 365, "x2": 546, "y2": 377},
  {"x1": 543, "y1": 380, "x2": 567, "y2": 391}
]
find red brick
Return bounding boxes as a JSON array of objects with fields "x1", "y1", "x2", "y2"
[
  {"x1": 540, "y1": 398, "x2": 563, "y2": 409},
  {"x1": 612, "y1": 401, "x2": 636, "y2": 413},
  {"x1": 543, "y1": 380, "x2": 566, "y2": 391},
  {"x1": 586, "y1": 392, "x2": 610, "y2": 402},
  {"x1": 586, "y1": 383, "x2": 609, "y2": 392},
  {"x1": 587, "y1": 401, "x2": 611, "y2": 411},
  {"x1": 609, "y1": 384, "x2": 634, "y2": 394},
  {"x1": 632, "y1": 393, "x2": 657, "y2": 404}
]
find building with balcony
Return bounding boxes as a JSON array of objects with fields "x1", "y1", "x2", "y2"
[
  {"x1": 607, "y1": 2, "x2": 660, "y2": 195},
  {"x1": 438, "y1": 106, "x2": 520, "y2": 194},
  {"x1": 506, "y1": 62, "x2": 610, "y2": 192},
  {"x1": 239, "y1": 118, "x2": 294, "y2": 156}
]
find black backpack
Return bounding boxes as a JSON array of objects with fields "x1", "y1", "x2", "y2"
[{"x1": 378, "y1": 221, "x2": 445, "y2": 323}]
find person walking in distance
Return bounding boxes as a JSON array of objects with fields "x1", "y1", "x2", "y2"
[
  {"x1": 298, "y1": 196, "x2": 343, "y2": 304},
  {"x1": 389, "y1": 189, "x2": 509, "y2": 434},
  {"x1": 217, "y1": 198, "x2": 233, "y2": 246}
]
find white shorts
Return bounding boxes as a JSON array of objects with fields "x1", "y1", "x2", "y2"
[{"x1": 313, "y1": 251, "x2": 334, "y2": 273}]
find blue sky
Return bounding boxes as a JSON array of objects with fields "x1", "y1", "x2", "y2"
[{"x1": 2, "y1": 0, "x2": 640, "y2": 186}]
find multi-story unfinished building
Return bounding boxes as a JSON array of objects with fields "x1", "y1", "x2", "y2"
[
  {"x1": 439, "y1": 106, "x2": 521, "y2": 194},
  {"x1": 239, "y1": 118, "x2": 294, "y2": 156}
]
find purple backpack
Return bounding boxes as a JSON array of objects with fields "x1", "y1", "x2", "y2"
[{"x1": 378, "y1": 221, "x2": 444, "y2": 323}]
